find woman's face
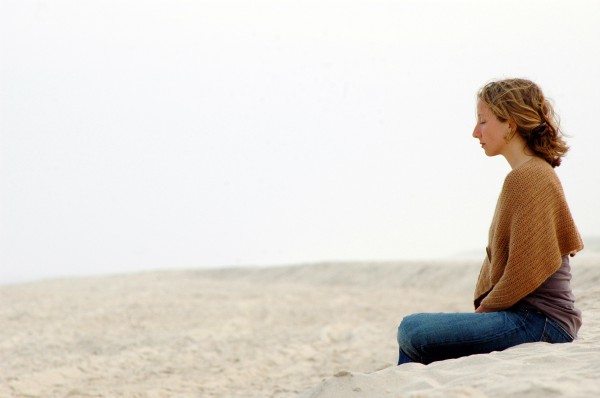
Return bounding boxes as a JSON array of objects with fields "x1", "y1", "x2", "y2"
[{"x1": 472, "y1": 100, "x2": 511, "y2": 157}]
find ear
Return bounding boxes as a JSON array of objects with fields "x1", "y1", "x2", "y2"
[{"x1": 508, "y1": 119, "x2": 518, "y2": 132}]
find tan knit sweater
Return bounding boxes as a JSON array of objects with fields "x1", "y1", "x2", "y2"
[{"x1": 473, "y1": 156, "x2": 584, "y2": 310}]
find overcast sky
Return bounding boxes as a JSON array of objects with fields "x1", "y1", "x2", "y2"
[{"x1": 1, "y1": 0, "x2": 599, "y2": 284}]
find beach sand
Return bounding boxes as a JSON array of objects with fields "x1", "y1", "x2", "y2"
[{"x1": 1, "y1": 255, "x2": 599, "y2": 397}]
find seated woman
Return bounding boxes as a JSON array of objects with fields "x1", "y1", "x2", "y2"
[{"x1": 397, "y1": 78, "x2": 584, "y2": 365}]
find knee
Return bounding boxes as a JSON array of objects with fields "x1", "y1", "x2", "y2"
[{"x1": 397, "y1": 313, "x2": 425, "y2": 354}]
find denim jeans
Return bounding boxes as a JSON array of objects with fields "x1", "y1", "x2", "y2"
[{"x1": 397, "y1": 305, "x2": 573, "y2": 365}]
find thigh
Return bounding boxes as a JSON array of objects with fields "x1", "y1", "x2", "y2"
[{"x1": 398, "y1": 309, "x2": 543, "y2": 364}]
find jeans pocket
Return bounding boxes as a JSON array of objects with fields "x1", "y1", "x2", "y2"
[{"x1": 541, "y1": 317, "x2": 574, "y2": 343}]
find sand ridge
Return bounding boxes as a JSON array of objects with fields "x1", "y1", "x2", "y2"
[{"x1": 1, "y1": 256, "x2": 599, "y2": 397}]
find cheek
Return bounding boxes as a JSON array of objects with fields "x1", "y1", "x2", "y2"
[{"x1": 482, "y1": 126, "x2": 496, "y2": 140}]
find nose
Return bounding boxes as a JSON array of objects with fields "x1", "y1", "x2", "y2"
[{"x1": 472, "y1": 126, "x2": 480, "y2": 139}]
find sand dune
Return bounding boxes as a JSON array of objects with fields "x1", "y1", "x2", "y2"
[{"x1": 1, "y1": 255, "x2": 599, "y2": 397}]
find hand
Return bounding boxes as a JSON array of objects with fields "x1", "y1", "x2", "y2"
[{"x1": 475, "y1": 305, "x2": 493, "y2": 313}]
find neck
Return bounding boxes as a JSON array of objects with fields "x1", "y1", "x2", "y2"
[{"x1": 502, "y1": 138, "x2": 533, "y2": 170}]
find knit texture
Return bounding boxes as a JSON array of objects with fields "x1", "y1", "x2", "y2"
[{"x1": 473, "y1": 156, "x2": 584, "y2": 310}]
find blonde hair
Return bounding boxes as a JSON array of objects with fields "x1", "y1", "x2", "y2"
[{"x1": 477, "y1": 78, "x2": 569, "y2": 168}]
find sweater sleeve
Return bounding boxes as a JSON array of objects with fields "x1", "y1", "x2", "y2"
[{"x1": 479, "y1": 172, "x2": 564, "y2": 310}]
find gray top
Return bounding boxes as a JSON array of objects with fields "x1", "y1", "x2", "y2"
[{"x1": 520, "y1": 254, "x2": 582, "y2": 338}]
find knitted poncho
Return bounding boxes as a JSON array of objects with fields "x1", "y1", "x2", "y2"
[{"x1": 473, "y1": 156, "x2": 584, "y2": 310}]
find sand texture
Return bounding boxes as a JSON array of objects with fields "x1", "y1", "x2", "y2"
[{"x1": 1, "y1": 255, "x2": 599, "y2": 397}]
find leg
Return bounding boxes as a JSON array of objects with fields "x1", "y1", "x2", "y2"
[
  {"x1": 398, "y1": 347, "x2": 413, "y2": 365},
  {"x1": 397, "y1": 307, "x2": 548, "y2": 365}
]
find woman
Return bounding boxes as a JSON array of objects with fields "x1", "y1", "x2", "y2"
[{"x1": 397, "y1": 78, "x2": 584, "y2": 365}]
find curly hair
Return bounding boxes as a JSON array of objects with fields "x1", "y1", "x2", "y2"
[{"x1": 477, "y1": 78, "x2": 569, "y2": 168}]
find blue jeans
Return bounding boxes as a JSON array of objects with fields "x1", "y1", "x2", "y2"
[{"x1": 397, "y1": 305, "x2": 573, "y2": 365}]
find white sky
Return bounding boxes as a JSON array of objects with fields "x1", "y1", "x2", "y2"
[{"x1": 1, "y1": 0, "x2": 600, "y2": 284}]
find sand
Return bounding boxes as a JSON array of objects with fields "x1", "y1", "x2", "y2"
[{"x1": 1, "y1": 254, "x2": 599, "y2": 397}]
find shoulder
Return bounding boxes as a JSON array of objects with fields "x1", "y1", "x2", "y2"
[
  {"x1": 501, "y1": 157, "x2": 562, "y2": 204},
  {"x1": 504, "y1": 157, "x2": 559, "y2": 189}
]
